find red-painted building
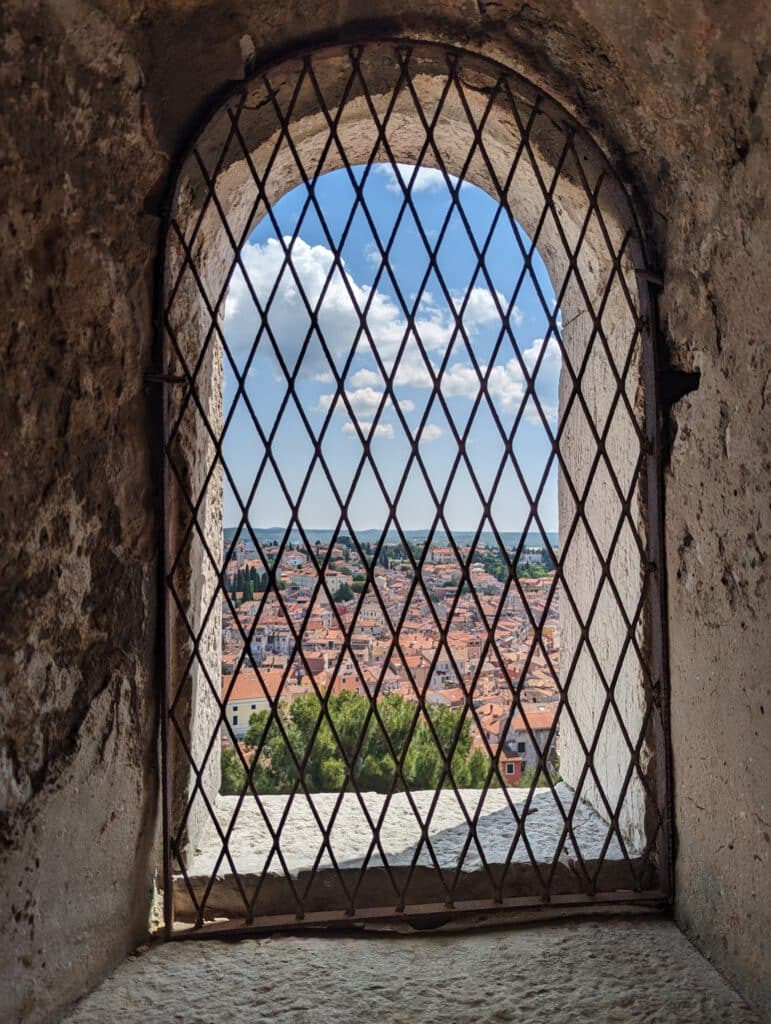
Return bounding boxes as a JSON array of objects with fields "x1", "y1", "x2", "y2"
[{"x1": 499, "y1": 752, "x2": 523, "y2": 785}]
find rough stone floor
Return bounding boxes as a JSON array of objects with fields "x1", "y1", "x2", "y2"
[
  {"x1": 192, "y1": 784, "x2": 629, "y2": 878},
  {"x1": 176, "y1": 785, "x2": 638, "y2": 920},
  {"x1": 65, "y1": 918, "x2": 758, "y2": 1024}
]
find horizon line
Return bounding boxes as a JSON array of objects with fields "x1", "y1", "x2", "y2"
[{"x1": 222, "y1": 525, "x2": 559, "y2": 536}]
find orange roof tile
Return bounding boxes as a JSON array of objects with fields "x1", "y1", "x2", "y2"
[{"x1": 511, "y1": 707, "x2": 556, "y2": 731}]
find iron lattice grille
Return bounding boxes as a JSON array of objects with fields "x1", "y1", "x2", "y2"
[{"x1": 159, "y1": 41, "x2": 670, "y2": 935}]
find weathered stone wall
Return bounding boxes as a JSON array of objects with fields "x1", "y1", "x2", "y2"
[
  {"x1": 164, "y1": 213, "x2": 224, "y2": 863},
  {"x1": 0, "y1": 5, "x2": 164, "y2": 1022},
  {"x1": 557, "y1": 262, "x2": 651, "y2": 857},
  {"x1": 1, "y1": 2, "x2": 768, "y2": 1022}
]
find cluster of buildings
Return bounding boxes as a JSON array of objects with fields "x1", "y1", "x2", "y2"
[{"x1": 221, "y1": 537, "x2": 560, "y2": 784}]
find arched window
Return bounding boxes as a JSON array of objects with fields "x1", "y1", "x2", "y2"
[{"x1": 159, "y1": 41, "x2": 670, "y2": 933}]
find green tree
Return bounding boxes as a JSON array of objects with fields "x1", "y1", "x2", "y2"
[
  {"x1": 241, "y1": 693, "x2": 493, "y2": 795},
  {"x1": 333, "y1": 582, "x2": 354, "y2": 602},
  {"x1": 467, "y1": 748, "x2": 489, "y2": 787},
  {"x1": 221, "y1": 747, "x2": 246, "y2": 795},
  {"x1": 517, "y1": 561, "x2": 549, "y2": 579}
]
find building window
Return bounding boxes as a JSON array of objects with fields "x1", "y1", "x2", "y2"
[{"x1": 160, "y1": 40, "x2": 670, "y2": 934}]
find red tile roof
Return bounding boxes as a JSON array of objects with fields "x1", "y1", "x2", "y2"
[{"x1": 511, "y1": 707, "x2": 556, "y2": 732}]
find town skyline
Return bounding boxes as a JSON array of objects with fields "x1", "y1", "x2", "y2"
[{"x1": 220, "y1": 529, "x2": 561, "y2": 795}]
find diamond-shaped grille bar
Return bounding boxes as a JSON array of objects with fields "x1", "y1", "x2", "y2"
[{"x1": 158, "y1": 41, "x2": 671, "y2": 935}]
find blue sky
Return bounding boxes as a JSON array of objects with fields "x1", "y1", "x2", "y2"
[{"x1": 221, "y1": 164, "x2": 561, "y2": 538}]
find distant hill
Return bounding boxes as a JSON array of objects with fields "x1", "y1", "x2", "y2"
[{"x1": 223, "y1": 525, "x2": 558, "y2": 549}]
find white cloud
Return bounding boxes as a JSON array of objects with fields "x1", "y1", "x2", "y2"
[
  {"x1": 363, "y1": 241, "x2": 380, "y2": 268},
  {"x1": 441, "y1": 363, "x2": 485, "y2": 402},
  {"x1": 319, "y1": 387, "x2": 414, "y2": 421},
  {"x1": 349, "y1": 368, "x2": 382, "y2": 389},
  {"x1": 342, "y1": 421, "x2": 395, "y2": 439},
  {"x1": 394, "y1": 351, "x2": 434, "y2": 388},
  {"x1": 223, "y1": 238, "x2": 526, "y2": 384},
  {"x1": 449, "y1": 285, "x2": 516, "y2": 328},
  {"x1": 342, "y1": 386, "x2": 382, "y2": 417},
  {"x1": 439, "y1": 358, "x2": 527, "y2": 413},
  {"x1": 322, "y1": 343, "x2": 557, "y2": 425},
  {"x1": 376, "y1": 164, "x2": 458, "y2": 195},
  {"x1": 351, "y1": 345, "x2": 434, "y2": 390},
  {"x1": 520, "y1": 338, "x2": 561, "y2": 426},
  {"x1": 419, "y1": 423, "x2": 443, "y2": 443},
  {"x1": 223, "y1": 235, "x2": 556, "y2": 426},
  {"x1": 224, "y1": 237, "x2": 407, "y2": 377},
  {"x1": 530, "y1": 401, "x2": 557, "y2": 426},
  {"x1": 487, "y1": 361, "x2": 529, "y2": 413},
  {"x1": 522, "y1": 336, "x2": 561, "y2": 372},
  {"x1": 223, "y1": 236, "x2": 476, "y2": 379}
]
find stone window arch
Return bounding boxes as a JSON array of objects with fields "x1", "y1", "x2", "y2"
[{"x1": 159, "y1": 40, "x2": 670, "y2": 932}]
